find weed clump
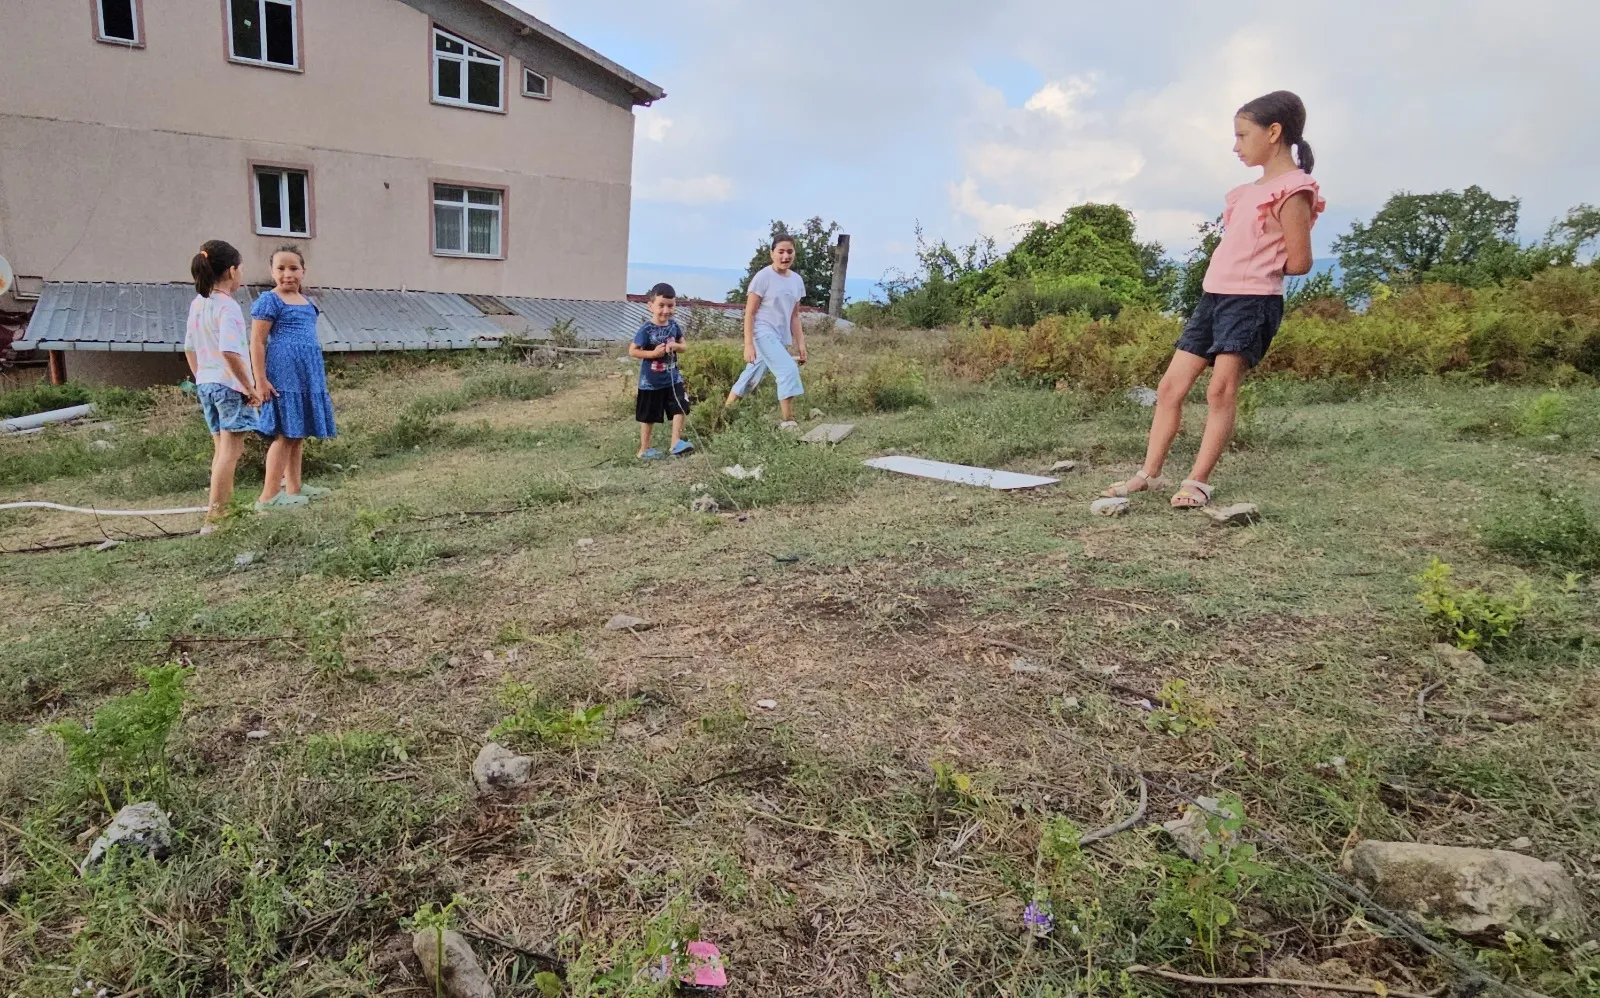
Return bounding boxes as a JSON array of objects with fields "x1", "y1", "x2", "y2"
[
  {"x1": 1483, "y1": 489, "x2": 1600, "y2": 573},
  {"x1": 1414, "y1": 558, "x2": 1535, "y2": 651},
  {"x1": 48, "y1": 662, "x2": 191, "y2": 809}
]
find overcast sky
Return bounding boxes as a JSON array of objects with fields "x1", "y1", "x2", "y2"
[{"x1": 512, "y1": 0, "x2": 1600, "y2": 287}]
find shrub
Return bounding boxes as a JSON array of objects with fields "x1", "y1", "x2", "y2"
[
  {"x1": 1511, "y1": 392, "x2": 1571, "y2": 437},
  {"x1": 812, "y1": 357, "x2": 934, "y2": 413},
  {"x1": 0, "y1": 382, "x2": 153, "y2": 420},
  {"x1": 679, "y1": 341, "x2": 746, "y2": 405},
  {"x1": 1483, "y1": 490, "x2": 1600, "y2": 572},
  {"x1": 1414, "y1": 558, "x2": 1535, "y2": 651},
  {"x1": 48, "y1": 662, "x2": 191, "y2": 808},
  {"x1": 974, "y1": 275, "x2": 1124, "y2": 327}
]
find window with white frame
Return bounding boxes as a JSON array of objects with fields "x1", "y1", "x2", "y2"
[
  {"x1": 254, "y1": 167, "x2": 311, "y2": 237},
  {"x1": 229, "y1": 0, "x2": 298, "y2": 69},
  {"x1": 433, "y1": 27, "x2": 503, "y2": 110},
  {"x1": 433, "y1": 184, "x2": 503, "y2": 258},
  {"x1": 522, "y1": 69, "x2": 550, "y2": 100},
  {"x1": 96, "y1": 0, "x2": 140, "y2": 45}
]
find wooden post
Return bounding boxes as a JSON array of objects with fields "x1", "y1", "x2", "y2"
[
  {"x1": 47, "y1": 350, "x2": 67, "y2": 385},
  {"x1": 827, "y1": 234, "x2": 850, "y2": 319}
]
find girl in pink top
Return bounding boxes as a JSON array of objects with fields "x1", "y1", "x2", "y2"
[{"x1": 1105, "y1": 91, "x2": 1325, "y2": 509}]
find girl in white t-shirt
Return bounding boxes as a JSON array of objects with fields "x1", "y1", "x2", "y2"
[
  {"x1": 184, "y1": 239, "x2": 257, "y2": 534},
  {"x1": 726, "y1": 234, "x2": 808, "y2": 427}
]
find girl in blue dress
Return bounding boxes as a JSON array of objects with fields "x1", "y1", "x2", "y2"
[{"x1": 250, "y1": 245, "x2": 338, "y2": 510}]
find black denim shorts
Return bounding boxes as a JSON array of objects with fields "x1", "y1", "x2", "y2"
[
  {"x1": 635, "y1": 385, "x2": 690, "y2": 424},
  {"x1": 1175, "y1": 293, "x2": 1285, "y2": 368}
]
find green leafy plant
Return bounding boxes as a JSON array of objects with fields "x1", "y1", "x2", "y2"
[
  {"x1": 1150, "y1": 795, "x2": 1270, "y2": 973},
  {"x1": 317, "y1": 511, "x2": 437, "y2": 581},
  {"x1": 1477, "y1": 930, "x2": 1600, "y2": 998},
  {"x1": 1145, "y1": 679, "x2": 1217, "y2": 737},
  {"x1": 48, "y1": 662, "x2": 191, "y2": 811},
  {"x1": 1414, "y1": 558, "x2": 1535, "y2": 651},
  {"x1": 547, "y1": 317, "x2": 581, "y2": 349},
  {"x1": 1512, "y1": 392, "x2": 1571, "y2": 438},
  {"x1": 491, "y1": 679, "x2": 617, "y2": 751},
  {"x1": 304, "y1": 730, "x2": 410, "y2": 774}
]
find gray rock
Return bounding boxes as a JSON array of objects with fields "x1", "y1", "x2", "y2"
[
  {"x1": 471, "y1": 743, "x2": 534, "y2": 793},
  {"x1": 575, "y1": 538, "x2": 595, "y2": 548},
  {"x1": 1010, "y1": 658, "x2": 1045, "y2": 674},
  {"x1": 1126, "y1": 386, "x2": 1159, "y2": 408},
  {"x1": 1343, "y1": 840, "x2": 1589, "y2": 941},
  {"x1": 84, "y1": 802, "x2": 173, "y2": 869},
  {"x1": 800, "y1": 423, "x2": 855, "y2": 445},
  {"x1": 89, "y1": 438, "x2": 116, "y2": 452},
  {"x1": 1432, "y1": 643, "x2": 1487, "y2": 675},
  {"x1": 412, "y1": 928, "x2": 496, "y2": 998},
  {"x1": 690, "y1": 494, "x2": 720, "y2": 514},
  {"x1": 246, "y1": 729, "x2": 270, "y2": 741},
  {"x1": 1050, "y1": 460, "x2": 1078, "y2": 473},
  {"x1": 604, "y1": 614, "x2": 654, "y2": 632},
  {"x1": 1090, "y1": 497, "x2": 1130, "y2": 517},
  {"x1": 233, "y1": 551, "x2": 258, "y2": 568},
  {"x1": 809, "y1": 408, "x2": 826, "y2": 419},
  {"x1": 1161, "y1": 797, "x2": 1225, "y2": 862},
  {"x1": 1507, "y1": 837, "x2": 1534, "y2": 851},
  {"x1": 1205, "y1": 503, "x2": 1261, "y2": 527}
]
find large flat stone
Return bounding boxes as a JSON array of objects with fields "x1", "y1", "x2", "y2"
[{"x1": 800, "y1": 423, "x2": 855, "y2": 444}]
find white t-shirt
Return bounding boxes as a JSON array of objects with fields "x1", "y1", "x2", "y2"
[
  {"x1": 748, "y1": 265, "x2": 807, "y2": 345},
  {"x1": 184, "y1": 293, "x2": 252, "y2": 392}
]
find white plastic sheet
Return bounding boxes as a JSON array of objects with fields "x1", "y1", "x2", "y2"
[{"x1": 864, "y1": 456, "x2": 1058, "y2": 491}]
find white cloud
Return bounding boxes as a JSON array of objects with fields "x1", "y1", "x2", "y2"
[
  {"x1": 635, "y1": 174, "x2": 735, "y2": 205},
  {"x1": 637, "y1": 109, "x2": 673, "y2": 143},
  {"x1": 1022, "y1": 75, "x2": 1097, "y2": 123}
]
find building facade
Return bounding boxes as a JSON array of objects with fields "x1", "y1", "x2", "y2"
[{"x1": 0, "y1": 0, "x2": 663, "y2": 304}]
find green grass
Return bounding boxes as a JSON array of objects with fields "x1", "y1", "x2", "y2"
[{"x1": 3, "y1": 341, "x2": 1598, "y2": 997}]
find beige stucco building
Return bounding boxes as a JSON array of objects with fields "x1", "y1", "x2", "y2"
[{"x1": 0, "y1": 0, "x2": 664, "y2": 382}]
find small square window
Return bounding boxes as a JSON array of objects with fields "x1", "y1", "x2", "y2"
[
  {"x1": 433, "y1": 27, "x2": 503, "y2": 111},
  {"x1": 228, "y1": 0, "x2": 298, "y2": 70},
  {"x1": 254, "y1": 167, "x2": 311, "y2": 237},
  {"x1": 522, "y1": 69, "x2": 550, "y2": 100},
  {"x1": 96, "y1": 0, "x2": 140, "y2": 45},
  {"x1": 433, "y1": 183, "x2": 503, "y2": 259}
]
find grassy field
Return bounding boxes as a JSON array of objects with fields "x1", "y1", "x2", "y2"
[{"x1": 1, "y1": 329, "x2": 1598, "y2": 998}]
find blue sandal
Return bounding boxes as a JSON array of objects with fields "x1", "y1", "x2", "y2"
[
  {"x1": 638, "y1": 449, "x2": 663, "y2": 461},
  {"x1": 671, "y1": 440, "x2": 695, "y2": 456}
]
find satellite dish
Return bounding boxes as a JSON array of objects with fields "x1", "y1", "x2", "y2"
[{"x1": 0, "y1": 255, "x2": 13, "y2": 299}]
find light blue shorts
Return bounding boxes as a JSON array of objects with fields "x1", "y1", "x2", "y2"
[
  {"x1": 198, "y1": 383, "x2": 258, "y2": 434},
  {"x1": 730, "y1": 331, "x2": 804, "y2": 401}
]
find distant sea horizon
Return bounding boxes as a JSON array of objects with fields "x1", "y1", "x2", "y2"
[{"x1": 627, "y1": 258, "x2": 1340, "y2": 306}]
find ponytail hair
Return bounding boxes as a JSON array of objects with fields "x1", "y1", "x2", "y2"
[
  {"x1": 191, "y1": 239, "x2": 242, "y2": 297},
  {"x1": 1237, "y1": 90, "x2": 1314, "y2": 174}
]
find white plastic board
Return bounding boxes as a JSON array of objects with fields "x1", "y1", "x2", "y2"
[{"x1": 864, "y1": 456, "x2": 1058, "y2": 491}]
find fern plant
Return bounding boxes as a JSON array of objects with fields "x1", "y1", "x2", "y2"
[{"x1": 48, "y1": 662, "x2": 191, "y2": 811}]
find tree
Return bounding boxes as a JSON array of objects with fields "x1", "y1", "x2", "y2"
[
  {"x1": 1548, "y1": 204, "x2": 1600, "y2": 265},
  {"x1": 1173, "y1": 215, "x2": 1223, "y2": 317},
  {"x1": 728, "y1": 217, "x2": 841, "y2": 307},
  {"x1": 1332, "y1": 186, "x2": 1524, "y2": 294}
]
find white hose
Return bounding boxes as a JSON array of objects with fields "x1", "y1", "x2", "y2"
[{"x1": 0, "y1": 501, "x2": 208, "y2": 516}]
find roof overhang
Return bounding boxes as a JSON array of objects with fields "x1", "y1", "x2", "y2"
[{"x1": 472, "y1": 0, "x2": 665, "y2": 105}]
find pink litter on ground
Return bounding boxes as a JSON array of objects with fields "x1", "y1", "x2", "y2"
[{"x1": 679, "y1": 941, "x2": 727, "y2": 988}]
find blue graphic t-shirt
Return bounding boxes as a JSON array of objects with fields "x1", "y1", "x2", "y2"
[{"x1": 634, "y1": 320, "x2": 685, "y2": 390}]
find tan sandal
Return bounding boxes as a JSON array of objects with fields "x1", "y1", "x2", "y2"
[
  {"x1": 1171, "y1": 479, "x2": 1213, "y2": 509},
  {"x1": 1103, "y1": 469, "x2": 1168, "y2": 498}
]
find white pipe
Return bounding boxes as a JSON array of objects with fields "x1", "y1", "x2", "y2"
[
  {"x1": 1, "y1": 403, "x2": 97, "y2": 433},
  {"x1": 0, "y1": 501, "x2": 208, "y2": 517}
]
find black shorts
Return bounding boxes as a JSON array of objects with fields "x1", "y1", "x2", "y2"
[
  {"x1": 1175, "y1": 293, "x2": 1284, "y2": 369},
  {"x1": 635, "y1": 385, "x2": 690, "y2": 424}
]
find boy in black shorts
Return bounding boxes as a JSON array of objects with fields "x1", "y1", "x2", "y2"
[{"x1": 629, "y1": 283, "x2": 694, "y2": 460}]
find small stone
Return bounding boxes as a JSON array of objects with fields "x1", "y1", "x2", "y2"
[
  {"x1": 744, "y1": 576, "x2": 758, "y2": 585},
  {"x1": 94, "y1": 539, "x2": 120, "y2": 552},
  {"x1": 1508, "y1": 837, "x2": 1534, "y2": 851},
  {"x1": 1432, "y1": 643, "x2": 1487, "y2": 675},
  {"x1": 1090, "y1": 497, "x2": 1130, "y2": 517},
  {"x1": 472, "y1": 742, "x2": 535, "y2": 792},
  {"x1": 690, "y1": 494, "x2": 720, "y2": 514},
  {"x1": 722, "y1": 464, "x2": 764, "y2": 480},
  {"x1": 233, "y1": 551, "x2": 258, "y2": 568},
  {"x1": 1161, "y1": 797, "x2": 1226, "y2": 862},
  {"x1": 605, "y1": 614, "x2": 654, "y2": 632},
  {"x1": 1205, "y1": 503, "x2": 1261, "y2": 527},
  {"x1": 809, "y1": 408, "x2": 825, "y2": 419},
  {"x1": 1010, "y1": 658, "x2": 1045, "y2": 674},
  {"x1": 412, "y1": 928, "x2": 495, "y2": 998},
  {"x1": 446, "y1": 656, "x2": 463, "y2": 668},
  {"x1": 755, "y1": 699, "x2": 778, "y2": 711},
  {"x1": 1344, "y1": 840, "x2": 1589, "y2": 941},
  {"x1": 84, "y1": 802, "x2": 173, "y2": 869},
  {"x1": 481, "y1": 649, "x2": 495, "y2": 663},
  {"x1": 89, "y1": 438, "x2": 116, "y2": 452},
  {"x1": 133, "y1": 612, "x2": 153, "y2": 630},
  {"x1": 575, "y1": 538, "x2": 595, "y2": 548},
  {"x1": 246, "y1": 729, "x2": 270, "y2": 741},
  {"x1": 1126, "y1": 386, "x2": 1158, "y2": 408},
  {"x1": 1543, "y1": 434, "x2": 1562, "y2": 442},
  {"x1": 1059, "y1": 696, "x2": 1082, "y2": 710},
  {"x1": 1050, "y1": 460, "x2": 1078, "y2": 473}
]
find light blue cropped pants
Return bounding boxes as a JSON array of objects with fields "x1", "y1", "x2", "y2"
[{"x1": 730, "y1": 331, "x2": 804, "y2": 401}]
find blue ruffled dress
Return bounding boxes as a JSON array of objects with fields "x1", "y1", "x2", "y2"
[{"x1": 251, "y1": 290, "x2": 337, "y2": 440}]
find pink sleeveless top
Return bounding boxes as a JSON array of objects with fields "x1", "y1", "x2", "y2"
[{"x1": 1203, "y1": 170, "x2": 1325, "y2": 297}]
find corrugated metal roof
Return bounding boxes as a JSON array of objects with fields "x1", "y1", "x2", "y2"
[{"x1": 17, "y1": 283, "x2": 846, "y2": 352}]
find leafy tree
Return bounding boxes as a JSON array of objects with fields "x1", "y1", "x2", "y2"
[
  {"x1": 1332, "y1": 186, "x2": 1526, "y2": 294},
  {"x1": 728, "y1": 217, "x2": 841, "y2": 307},
  {"x1": 1174, "y1": 216, "x2": 1223, "y2": 317},
  {"x1": 877, "y1": 225, "x2": 998, "y2": 328},
  {"x1": 1548, "y1": 204, "x2": 1600, "y2": 264}
]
